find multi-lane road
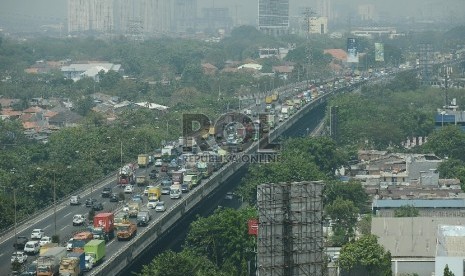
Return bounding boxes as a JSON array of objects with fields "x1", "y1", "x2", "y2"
[{"x1": 0, "y1": 75, "x2": 369, "y2": 275}]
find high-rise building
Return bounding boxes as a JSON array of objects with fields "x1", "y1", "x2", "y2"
[
  {"x1": 258, "y1": 0, "x2": 290, "y2": 36},
  {"x1": 68, "y1": 0, "x2": 91, "y2": 33}
]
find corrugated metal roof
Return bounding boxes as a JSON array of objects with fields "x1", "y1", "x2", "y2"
[{"x1": 373, "y1": 198, "x2": 465, "y2": 208}]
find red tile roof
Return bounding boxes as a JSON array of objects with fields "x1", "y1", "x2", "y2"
[{"x1": 324, "y1": 49, "x2": 347, "y2": 61}]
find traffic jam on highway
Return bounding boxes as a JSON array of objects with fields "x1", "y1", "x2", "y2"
[{"x1": 8, "y1": 73, "x2": 370, "y2": 275}]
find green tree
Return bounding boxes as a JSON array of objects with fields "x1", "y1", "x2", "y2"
[
  {"x1": 325, "y1": 197, "x2": 359, "y2": 245},
  {"x1": 444, "y1": 264, "x2": 455, "y2": 276},
  {"x1": 422, "y1": 125, "x2": 465, "y2": 161},
  {"x1": 357, "y1": 215, "x2": 372, "y2": 236},
  {"x1": 184, "y1": 207, "x2": 257, "y2": 275},
  {"x1": 324, "y1": 180, "x2": 368, "y2": 213},
  {"x1": 339, "y1": 234, "x2": 392, "y2": 276},
  {"x1": 394, "y1": 205, "x2": 419, "y2": 217},
  {"x1": 140, "y1": 249, "x2": 225, "y2": 276}
]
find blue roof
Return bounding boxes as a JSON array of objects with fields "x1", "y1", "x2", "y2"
[
  {"x1": 373, "y1": 198, "x2": 465, "y2": 209},
  {"x1": 434, "y1": 114, "x2": 456, "y2": 123}
]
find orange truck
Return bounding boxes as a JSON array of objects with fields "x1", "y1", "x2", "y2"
[
  {"x1": 116, "y1": 222, "x2": 137, "y2": 241},
  {"x1": 70, "y1": 231, "x2": 93, "y2": 253}
]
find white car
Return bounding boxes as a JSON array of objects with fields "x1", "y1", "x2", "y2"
[
  {"x1": 124, "y1": 185, "x2": 134, "y2": 194},
  {"x1": 155, "y1": 201, "x2": 166, "y2": 212},
  {"x1": 66, "y1": 238, "x2": 74, "y2": 251},
  {"x1": 147, "y1": 199, "x2": 158, "y2": 209},
  {"x1": 154, "y1": 159, "x2": 163, "y2": 167},
  {"x1": 39, "y1": 236, "x2": 52, "y2": 247},
  {"x1": 31, "y1": 228, "x2": 44, "y2": 240},
  {"x1": 11, "y1": 251, "x2": 27, "y2": 264},
  {"x1": 73, "y1": 214, "x2": 86, "y2": 226},
  {"x1": 23, "y1": 241, "x2": 40, "y2": 255}
]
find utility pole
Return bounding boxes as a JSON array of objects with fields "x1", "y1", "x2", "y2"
[{"x1": 53, "y1": 171, "x2": 57, "y2": 237}]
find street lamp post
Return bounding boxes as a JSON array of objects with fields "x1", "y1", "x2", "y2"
[{"x1": 53, "y1": 170, "x2": 57, "y2": 237}]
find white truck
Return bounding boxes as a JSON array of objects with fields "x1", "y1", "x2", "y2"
[
  {"x1": 170, "y1": 184, "x2": 182, "y2": 199},
  {"x1": 281, "y1": 107, "x2": 289, "y2": 119}
]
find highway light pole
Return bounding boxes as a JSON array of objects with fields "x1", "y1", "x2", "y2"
[{"x1": 53, "y1": 170, "x2": 57, "y2": 237}]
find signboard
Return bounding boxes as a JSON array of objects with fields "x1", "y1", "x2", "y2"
[
  {"x1": 347, "y1": 38, "x2": 359, "y2": 63},
  {"x1": 248, "y1": 219, "x2": 258, "y2": 236},
  {"x1": 375, "y1": 42, "x2": 385, "y2": 62}
]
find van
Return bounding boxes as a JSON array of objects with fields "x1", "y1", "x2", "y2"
[{"x1": 70, "y1": 195, "x2": 81, "y2": 205}]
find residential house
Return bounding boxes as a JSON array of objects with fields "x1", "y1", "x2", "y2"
[{"x1": 61, "y1": 62, "x2": 123, "y2": 82}]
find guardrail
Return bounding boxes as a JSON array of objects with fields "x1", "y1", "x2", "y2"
[
  {"x1": 0, "y1": 171, "x2": 119, "y2": 239},
  {"x1": 90, "y1": 79, "x2": 335, "y2": 275}
]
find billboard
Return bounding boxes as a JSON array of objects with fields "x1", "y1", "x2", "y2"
[
  {"x1": 375, "y1": 42, "x2": 385, "y2": 62},
  {"x1": 347, "y1": 38, "x2": 359, "y2": 63},
  {"x1": 248, "y1": 219, "x2": 258, "y2": 236}
]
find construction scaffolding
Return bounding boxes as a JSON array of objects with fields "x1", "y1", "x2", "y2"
[{"x1": 257, "y1": 181, "x2": 325, "y2": 276}]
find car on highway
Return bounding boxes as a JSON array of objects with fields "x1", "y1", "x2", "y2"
[
  {"x1": 70, "y1": 195, "x2": 81, "y2": 205},
  {"x1": 154, "y1": 159, "x2": 163, "y2": 167},
  {"x1": 149, "y1": 169, "x2": 157, "y2": 179},
  {"x1": 92, "y1": 201, "x2": 104, "y2": 211},
  {"x1": 66, "y1": 238, "x2": 74, "y2": 251},
  {"x1": 73, "y1": 214, "x2": 86, "y2": 226},
  {"x1": 155, "y1": 201, "x2": 166, "y2": 212},
  {"x1": 124, "y1": 185, "x2": 134, "y2": 194},
  {"x1": 85, "y1": 198, "x2": 97, "y2": 207},
  {"x1": 161, "y1": 186, "x2": 171, "y2": 195},
  {"x1": 13, "y1": 236, "x2": 29, "y2": 250},
  {"x1": 161, "y1": 178, "x2": 173, "y2": 187},
  {"x1": 143, "y1": 185, "x2": 154, "y2": 196},
  {"x1": 11, "y1": 251, "x2": 27, "y2": 264},
  {"x1": 23, "y1": 240, "x2": 40, "y2": 255},
  {"x1": 101, "y1": 187, "x2": 112, "y2": 198},
  {"x1": 39, "y1": 236, "x2": 52, "y2": 247},
  {"x1": 109, "y1": 193, "x2": 119, "y2": 202},
  {"x1": 23, "y1": 261, "x2": 38, "y2": 275},
  {"x1": 30, "y1": 228, "x2": 44, "y2": 240},
  {"x1": 132, "y1": 194, "x2": 144, "y2": 203}
]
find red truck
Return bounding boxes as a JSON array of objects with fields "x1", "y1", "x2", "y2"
[{"x1": 91, "y1": 213, "x2": 115, "y2": 242}]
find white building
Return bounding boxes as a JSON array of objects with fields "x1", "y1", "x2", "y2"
[{"x1": 435, "y1": 225, "x2": 465, "y2": 276}]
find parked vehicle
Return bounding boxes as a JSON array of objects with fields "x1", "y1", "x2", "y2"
[
  {"x1": 11, "y1": 251, "x2": 27, "y2": 264},
  {"x1": 136, "y1": 210, "x2": 151, "y2": 226},
  {"x1": 101, "y1": 187, "x2": 112, "y2": 198},
  {"x1": 24, "y1": 240, "x2": 40, "y2": 255},
  {"x1": 31, "y1": 228, "x2": 45, "y2": 240},
  {"x1": 73, "y1": 214, "x2": 86, "y2": 226},
  {"x1": 116, "y1": 222, "x2": 137, "y2": 241},
  {"x1": 70, "y1": 195, "x2": 81, "y2": 205},
  {"x1": 36, "y1": 246, "x2": 67, "y2": 276},
  {"x1": 84, "y1": 240, "x2": 105, "y2": 266}
]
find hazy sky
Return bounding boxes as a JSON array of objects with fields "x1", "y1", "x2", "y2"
[{"x1": 1, "y1": 0, "x2": 464, "y2": 29}]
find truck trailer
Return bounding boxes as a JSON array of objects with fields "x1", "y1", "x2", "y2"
[{"x1": 37, "y1": 247, "x2": 67, "y2": 276}]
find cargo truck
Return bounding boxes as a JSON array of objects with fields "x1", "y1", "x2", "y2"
[
  {"x1": 71, "y1": 231, "x2": 93, "y2": 253},
  {"x1": 197, "y1": 161, "x2": 213, "y2": 179},
  {"x1": 39, "y1": 243, "x2": 59, "y2": 255},
  {"x1": 136, "y1": 175, "x2": 147, "y2": 186},
  {"x1": 126, "y1": 201, "x2": 141, "y2": 218},
  {"x1": 117, "y1": 164, "x2": 135, "y2": 186},
  {"x1": 137, "y1": 154, "x2": 149, "y2": 168},
  {"x1": 267, "y1": 114, "x2": 275, "y2": 129},
  {"x1": 161, "y1": 145, "x2": 175, "y2": 162},
  {"x1": 92, "y1": 212, "x2": 115, "y2": 242},
  {"x1": 84, "y1": 240, "x2": 105, "y2": 266},
  {"x1": 171, "y1": 171, "x2": 184, "y2": 185},
  {"x1": 182, "y1": 172, "x2": 201, "y2": 192},
  {"x1": 59, "y1": 251, "x2": 85, "y2": 276},
  {"x1": 37, "y1": 247, "x2": 67, "y2": 276},
  {"x1": 116, "y1": 222, "x2": 137, "y2": 241}
]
